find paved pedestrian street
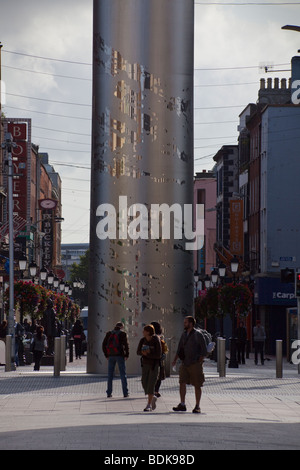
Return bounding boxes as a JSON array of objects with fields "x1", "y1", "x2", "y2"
[{"x1": 0, "y1": 356, "x2": 300, "y2": 451}]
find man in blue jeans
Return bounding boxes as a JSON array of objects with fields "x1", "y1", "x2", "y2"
[{"x1": 102, "y1": 322, "x2": 129, "y2": 398}]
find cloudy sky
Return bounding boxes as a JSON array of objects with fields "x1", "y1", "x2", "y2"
[{"x1": 0, "y1": 0, "x2": 299, "y2": 244}]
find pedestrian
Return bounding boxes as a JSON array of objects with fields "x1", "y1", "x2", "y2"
[
  {"x1": 151, "y1": 321, "x2": 168, "y2": 398},
  {"x1": 0, "y1": 320, "x2": 7, "y2": 341},
  {"x1": 14, "y1": 317, "x2": 25, "y2": 367},
  {"x1": 42, "y1": 299, "x2": 57, "y2": 355},
  {"x1": 171, "y1": 316, "x2": 207, "y2": 414},
  {"x1": 137, "y1": 324, "x2": 162, "y2": 412},
  {"x1": 102, "y1": 322, "x2": 129, "y2": 398},
  {"x1": 30, "y1": 325, "x2": 47, "y2": 371},
  {"x1": 71, "y1": 319, "x2": 85, "y2": 359},
  {"x1": 235, "y1": 320, "x2": 247, "y2": 364},
  {"x1": 253, "y1": 320, "x2": 266, "y2": 365}
]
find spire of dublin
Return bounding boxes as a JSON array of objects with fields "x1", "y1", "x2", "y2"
[{"x1": 88, "y1": 0, "x2": 195, "y2": 374}]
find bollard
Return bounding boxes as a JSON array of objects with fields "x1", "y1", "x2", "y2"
[
  {"x1": 54, "y1": 337, "x2": 61, "y2": 377},
  {"x1": 276, "y1": 340, "x2": 283, "y2": 379},
  {"x1": 60, "y1": 335, "x2": 66, "y2": 371},
  {"x1": 217, "y1": 337, "x2": 221, "y2": 373},
  {"x1": 5, "y1": 335, "x2": 12, "y2": 372},
  {"x1": 218, "y1": 338, "x2": 226, "y2": 378},
  {"x1": 69, "y1": 338, "x2": 74, "y2": 363}
]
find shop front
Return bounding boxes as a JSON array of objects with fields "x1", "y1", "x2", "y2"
[{"x1": 254, "y1": 276, "x2": 296, "y2": 356}]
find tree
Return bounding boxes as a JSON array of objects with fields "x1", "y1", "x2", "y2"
[{"x1": 69, "y1": 249, "x2": 89, "y2": 307}]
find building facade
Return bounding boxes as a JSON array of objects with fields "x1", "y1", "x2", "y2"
[
  {"x1": 193, "y1": 170, "x2": 216, "y2": 278},
  {"x1": 0, "y1": 119, "x2": 62, "y2": 282}
]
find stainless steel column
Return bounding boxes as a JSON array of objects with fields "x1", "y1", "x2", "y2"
[{"x1": 88, "y1": 0, "x2": 194, "y2": 374}]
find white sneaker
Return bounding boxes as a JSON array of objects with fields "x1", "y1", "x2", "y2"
[
  {"x1": 144, "y1": 405, "x2": 152, "y2": 412},
  {"x1": 152, "y1": 396, "x2": 157, "y2": 410}
]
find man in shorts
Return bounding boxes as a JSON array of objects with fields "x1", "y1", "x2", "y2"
[{"x1": 172, "y1": 316, "x2": 207, "y2": 413}]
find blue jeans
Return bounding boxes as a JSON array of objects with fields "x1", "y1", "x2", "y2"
[{"x1": 107, "y1": 356, "x2": 128, "y2": 397}]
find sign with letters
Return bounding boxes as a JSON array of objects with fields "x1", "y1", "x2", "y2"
[
  {"x1": 230, "y1": 199, "x2": 243, "y2": 256},
  {"x1": 6, "y1": 122, "x2": 28, "y2": 221}
]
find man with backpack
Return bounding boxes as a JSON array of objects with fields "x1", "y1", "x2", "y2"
[
  {"x1": 102, "y1": 322, "x2": 129, "y2": 398},
  {"x1": 172, "y1": 316, "x2": 207, "y2": 414}
]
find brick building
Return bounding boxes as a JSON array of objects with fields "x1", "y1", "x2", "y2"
[{"x1": 0, "y1": 119, "x2": 62, "y2": 281}]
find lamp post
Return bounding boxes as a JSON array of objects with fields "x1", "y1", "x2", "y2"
[
  {"x1": 18, "y1": 255, "x2": 27, "y2": 281},
  {"x1": 194, "y1": 271, "x2": 199, "y2": 300},
  {"x1": 211, "y1": 268, "x2": 219, "y2": 286},
  {"x1": 228, "y1": 256, "x2": 239, "y2": 368},
  {"x1": 204, "y1": 275, "x2": 211, "y2": 290},
  {"x1": 18, "y1": 255, "x2": 27, "y2": 325},
  {"x1": 218, "y1": 263, "x2": 227, "y2": 337},
  {"x1": 47, "y1": 271, "x2": 54, "y2": 289},
  {"x1": 29, "y1": 261, "x2": 37, "y2": 281},
  {"x1": 53, "y1": 277, "x2": 59, "y2": 290},
  {"x1": 40, "y1": 268, "x2": 48, "y2": 286},
  {"x1": 218, "y1": 263, "x2": 226, "y2": 280}
]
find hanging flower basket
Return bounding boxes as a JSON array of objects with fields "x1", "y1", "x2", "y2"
[
  {"x1": 219, "y1": 283, "x2": 252, "y2": 317},
  {"x1": 4, "y1": 281, "x2": 81, "y2": 323},
  {"x1": 195, "y1": 286, "x2": 219, "y2": 320}
]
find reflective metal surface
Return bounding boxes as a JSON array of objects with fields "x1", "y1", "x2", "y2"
[{"x1": 88, "y1": 0, "x2": 194, "y2": 374}]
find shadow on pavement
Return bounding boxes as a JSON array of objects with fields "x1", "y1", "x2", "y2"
[{"x1": 1, "y1": 421, "x2": 300, "y2": 450}]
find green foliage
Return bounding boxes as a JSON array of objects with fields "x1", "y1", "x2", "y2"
[
  {"x1": 4, "y1": 280, "x2": 80, "y2": 321},
  {"x1": 195, "y1": 282, "x2": 252, "y2": 321}
]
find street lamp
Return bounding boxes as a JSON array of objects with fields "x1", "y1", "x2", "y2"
[
  {"x1": 204, "y1": 275, "x2": 211, "y2": 289},
  {"x1": 40, "y1": 267, "x2": 48, "y2": 285},
  {"x1": 228, "y1": 256, "x2": 239, "y2": 369},
  {"x1": 211, "y1": 268, "x2": 219, "y2": 285},
  {"x1": 59, "y1": 280, "x2": 65, "y2": 292},
  {"x1": 53, "y1": 277, "x2": 59, "y2": 290},
  {"x1": 218, "y1": 263, "x2": 226, "y2": 279},
  {"x1": 47, "y1": 271, "x2": 54, "y2": 287},
  {"x1": 230, "y1": 256, "x2": 239, "y2": 275},
  {"x1": 18, "y1": 254, "x2": 27, "y2": 278},
  {"x1": 29, "y1": 261, "x2": 37, "y2": 280},
  {"x1": 218, "y1": 263, "x2": 226, "y2": 337}
]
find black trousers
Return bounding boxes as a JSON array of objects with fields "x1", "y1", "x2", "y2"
[
  {"x1": 237, "y1": 341, "x2": 246, "y2": 363},
  {"x1": 74, "y1": 339, "x2": 82, "y2": 358},
  {"x1": 33, "y1": 350, "x2": 44, "y2": 371}
]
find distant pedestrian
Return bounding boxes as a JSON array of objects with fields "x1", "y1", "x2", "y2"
[
  {"x1": 102, "y1": 322, "x2": 129, "y2": 398},
  {"x1": 253, "y1": 320, "x2": 266, "y2": 365},
  {"x1": 235, "y1": 320, "x2": 247, "y2": 364},
  {"x1": 71, "y1": 319, "x2": 85, "y2": 359},
  {"x1": 151, "y1": 321, "x2": 168, "y2": 398},
  {"x1": 172, "y1": 316, "x2": 207, "y2": 414},
  {"x1": 14, "y1": 317, "x2": 24, "y2": 367},
  {"x1": 137, "y1": 324, "x2": 162, "y2": 412},
  {"x1": 30, "y1": 325, "x2": 47, "y2": 371},
  {"x1": 42, "y1": 299, "x2": 56, "y2": 355},
  {"x1": 0, "y1": 320, "x2": 7, "y2": 341}
]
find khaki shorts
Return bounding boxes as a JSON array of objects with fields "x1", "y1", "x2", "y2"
[{"x1": 179, "y1": 361, "x2": 205, "y2": 388}]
